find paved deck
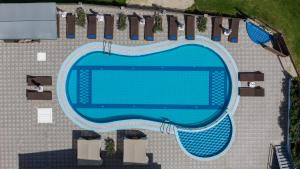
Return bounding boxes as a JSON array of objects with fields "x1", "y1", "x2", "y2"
[{"x1": 0, "y1": 4, "x2": 287, "y2": 169}]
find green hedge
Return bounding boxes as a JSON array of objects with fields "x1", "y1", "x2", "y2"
[
  {"x1": 196, "y1": 15, "x2": 207, "y2": 32},
  {"x1": 290, "y1": 79, "x2": 300, "y2": 168},
  {"x1": 153, "y1": 14, "x2": 163, "y2": 33},
  {"x1": 117, "y1": 13, "x2": 127, "y2": 31},
  {"x1": 75, "y1": 7, "x2": 86, "y2": 27},
  {"x1": 105, "y1": 137, "x2": 116, "y2": 157}
]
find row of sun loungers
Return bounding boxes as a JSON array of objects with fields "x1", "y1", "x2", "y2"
[
  {"x1": 66, "y1": 13, "x2": 114, "y2": 39},
  {"x1": 65, "y1": 13, "x2": 240, "y2": 42},
  {"x1": 64, "y1": 13, "x2": 197, "y2": 41},
  {"x1": 26, "y1": 75, "x2": 52, "y2": 100}
]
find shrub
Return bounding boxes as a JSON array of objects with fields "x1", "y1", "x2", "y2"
[
  {"x1": 76, "y1": 7, "x2": 86, "y2": 27},
  {"x1": 117, "y1": 13, "x2": 127, "y2": 31},
  {"x1": 105, "y1": 137, "x2": 115, "y2": 157},
  {"x1": 153, "y1": 14, "x2": 163, "y2": 33},
  {"x1": 290, "y1": 79, "x2": 300, "y2": 168},
  {"x1": 196, "y1": 15, "x2": 207, "y2": 32}
]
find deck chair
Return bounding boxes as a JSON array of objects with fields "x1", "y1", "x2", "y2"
[
  {"x1": 26, "y1": 90, "x2": 52, "y2": 100},
  {"x1": 87, "y1": 14, "x2": 97, "y2": 39},
  {"x1": 104, "y1": 14, "x2": 114, "y2": 39},
  {"x1": 238, "y1": 71, "x2": 264, "y2": 81},
  {"x1": 144, "y1": 16, "x2": 154, "y2": 41},
  {"x1": 168, "y1": 15, "x2": 178, "y2": 40},
  {"x1": 27, "y1": 75, "x2": 52, "y2": 86},
  {"x1": 211, "y1": 16, "x2": 222, "y2": 41},
  {"x1": 123, "y1": 138, "x2": 149, "y2": 165},
  {"x1": 66, "y1": 13, "x2": 75, "y2": 39},
  {"x1": 239, "y1": 87, "x2": 265, "y2": 97},
  {"x1": 185, "y1": 15, "x2": 195, "y2": 40},
  {"x1": 57, "y1": 14, "x2": 60, "y2": 38},
  {"x1": 228, "y1": 18, "x2": 240, "y2": 43},
  {"x1": 129, "y1": 15, "x2": 139, "y2": 40}
]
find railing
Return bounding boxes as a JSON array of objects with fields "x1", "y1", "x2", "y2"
[
  {"x1": 287, "y1": 78, "x2": 293, "y2": 166},
  {"x1": 103, "y1": 40, "x2": 112, "y2": 55},
  {"x1": 160, "y1": 119, "x2": 175, "y2": 134}
]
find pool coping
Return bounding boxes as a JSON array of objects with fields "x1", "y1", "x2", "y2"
[{"x1": 57, "y1": 35, "x2": 240, "y2": 133}]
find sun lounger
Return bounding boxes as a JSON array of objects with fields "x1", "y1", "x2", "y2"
[
  {"x1": 66, "y1": 13, "x2": 75, "y2": 39},
  {"x1": 77, "y1": 137, "x2": 102, "y2": 166},
  {"x1": 27, "y1": 75, "x2": 52, "y2": 86},
  {"x1": 228, "y1": 18, "x2": 240, "y2": 43},
  {"x1": 57, "y1": 14, "x2": 60, "y2": 38},
  {"x1": 87, "y1": 14, "x2": 97, "y2": 39},
  {"x1": 144, "y1": 16, "x2": 154, "y2": 41},
  {"x1": 185, "y1": 15, "x2": 195, "y2": 40},
  {"x1": 104, "y1": 14, "x2": 114, "y2": 39},
  {"x1": 238, "y1": 71, "x2": 264, "y2": 81},
  {"x1": 129, "y1": 15, "x2": 139, "y2": 40},
  {"x1": 168, "y1": 15, "x2": 178, "y2": 40},
  {"x1": 26, "y1": 90, "x2": 52, "y2": 100},
  {"x1": 123, "y1": 138, "x2": 148, "y2": 165},
  {"x1": 211, "y1": 16, "x2": 222, "y2": 41},
  {"x1": 239, "y1": 87, "x2": 265, "y2": 97}
]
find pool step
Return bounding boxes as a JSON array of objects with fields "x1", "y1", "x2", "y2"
[
  {"x1": 103, "y1": 40, "x2": 112, "y2": 55},
  {"x1": 210, "y1": 70, "x2": 226, "y2": 106},
  {"x1": 78, "y1": 69, "x2": 91, "y2": 105}
]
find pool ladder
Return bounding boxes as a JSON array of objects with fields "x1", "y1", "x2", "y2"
[
  {"x1": 160, "y1": 120, "x2": 175, "y2": 134},
  {"x1": 103, "y1": 40, "x2": 112, "y2": 55}
]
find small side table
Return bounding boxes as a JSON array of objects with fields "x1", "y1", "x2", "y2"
[{"x1": 248, "y1": 82, "x2": 256, "y2": 88}]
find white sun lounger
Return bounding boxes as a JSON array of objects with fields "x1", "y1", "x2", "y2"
[{"x1": 123, "y1": 138, "x2": 148, "y2": 165}]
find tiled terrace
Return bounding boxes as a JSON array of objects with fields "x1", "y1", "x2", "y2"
[{"x1": 0, "y1": 4, "x2": 288, "y2": 169}]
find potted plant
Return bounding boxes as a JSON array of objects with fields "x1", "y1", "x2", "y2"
[
  {"x1": 153, "y1": 14, "x2": 163, "y2": 33},
  {"x1": 76, "y1": 7, "x2": 86, "y2": 27},
  {"x1": 196, "y1": 15, "x2": 207, "y2": 32},
  {"x1": 105, "y1": 137, "x2": 115, "y2": 157},
  {"x1": 117, "y1": 13, "x2": 127, "y2": 31}
]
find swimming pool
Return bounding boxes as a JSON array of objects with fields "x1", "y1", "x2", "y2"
[
  {"x1": 66, "y1": 44, "x2": 231, "y2": 128},
  {"x1": 57, "y1": 36, "x2": 239, "y2": 160}
]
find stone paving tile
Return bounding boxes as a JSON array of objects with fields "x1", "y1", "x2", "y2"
[{"x1": 0, "y1": 4, "x2": 287, "y2": 169}]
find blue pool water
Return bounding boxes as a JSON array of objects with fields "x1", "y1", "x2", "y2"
[
  {"x1": 246, "y1": 21, "x2": 272, "y2": 44},
  {"x1": 66, "y1": 44, "x2": 232, "y2": 128},
  {"x1": 177, "y1": 115, "x2": 233, "y2": 158}
]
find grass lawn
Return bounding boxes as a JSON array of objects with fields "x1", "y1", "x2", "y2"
[{"x1": 189, "y1": 0, "x2": 300, "y2": 73}]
